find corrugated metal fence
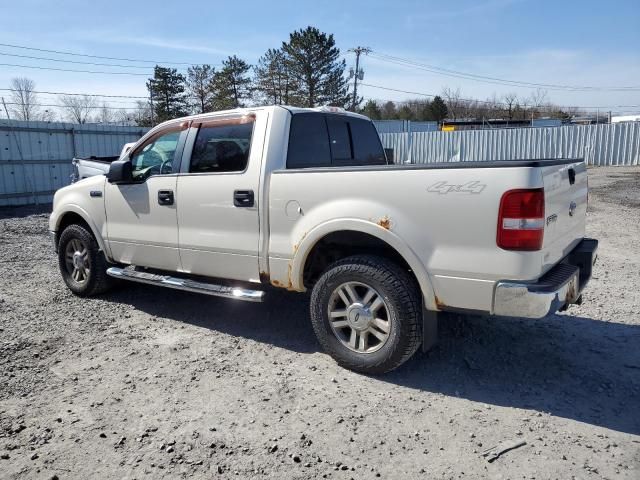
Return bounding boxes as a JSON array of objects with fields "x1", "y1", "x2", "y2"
[
  {"x1": 0, "y1": 120, "x2": 148, "y2": 206},
  {"x1": 1, "y1": 120, "x2": 638, "y2": 207},
  {"x1": 380, "y1": 122, "x2": 640, "y2": 166},
  {"x1": 373, "y1": 120, "x2": 438, "y2": 134}
]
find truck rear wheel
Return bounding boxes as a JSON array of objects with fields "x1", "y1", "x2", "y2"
[
  {"x1": 57, "y1": 224, "x2": 114, "y2": 297},
  {"x1": 310, "y1": 255, "x2": 422, "y2": 374}
]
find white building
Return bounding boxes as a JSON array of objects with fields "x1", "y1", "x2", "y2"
[{"x1": 611, "y1": 115, "x2": 640, "y2": 123}]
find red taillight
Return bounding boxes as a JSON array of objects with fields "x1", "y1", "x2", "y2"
[{"x1": 497, "y1": 188, "x2": 545, "y2": 251}]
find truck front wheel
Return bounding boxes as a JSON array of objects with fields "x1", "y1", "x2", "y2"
[
  {"x1": 310, "y1": 255, "x2": 422, "y2": 374},
  {"x1": 57, "y1": 224, "x2": 114, "y2": 297}
]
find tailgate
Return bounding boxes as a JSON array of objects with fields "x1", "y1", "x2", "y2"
[{"x1": 540, "y1": 160, "x2": 588, "y2": 273}]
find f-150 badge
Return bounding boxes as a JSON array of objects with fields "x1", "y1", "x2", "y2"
[{"x1": 427, "y1": 180, "x2": 486, "y2": 194}]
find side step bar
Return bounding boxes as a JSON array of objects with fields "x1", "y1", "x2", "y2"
[{"x1": 106, "y1": 267, "x2": 265, "y2": 302}]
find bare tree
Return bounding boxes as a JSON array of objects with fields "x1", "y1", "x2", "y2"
[
  {"x1": 527, "y1": 88, "x2": 548, "y2": 119},
  {"x1": 95, "y1": 103, "x2": 114, "y2": 124},
  {"x1": 114, "y1": 108, "x2": 132, "y2": 125},
  {"x1": 9, "y1": 77, "x2": 40, "y2": 121},
  {"x1": 501, "y1": 92, "x2": 518, "y2": 120},
  {"x1": 132, "y1": 100, "x2": 153, "y2": 127},
  {"x1": 59, "y1": 95, "x2": 98, "y2": 123},
  {"x1": 39, "y1": 109, "x2": 56, "y2": 122},
  {"x1": 442, "y1": 87, "x2": 464, "y2": 120}
]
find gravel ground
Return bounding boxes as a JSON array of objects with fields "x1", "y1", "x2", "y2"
[{"x1": 1, "y1": 166, "x2": 639, "y2": 479}]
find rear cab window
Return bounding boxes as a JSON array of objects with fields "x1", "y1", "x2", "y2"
[{"x1": 286, "y1": 112, "x2": 386, "y2": 169}]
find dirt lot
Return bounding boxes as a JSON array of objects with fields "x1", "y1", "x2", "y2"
[{"x1": 1, "y1": 166, "x2": 639, "y2": 479}]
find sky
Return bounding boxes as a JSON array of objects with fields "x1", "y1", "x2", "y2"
[{"x1": 1, "y1": 0, "x2": 639, "y2": 117}]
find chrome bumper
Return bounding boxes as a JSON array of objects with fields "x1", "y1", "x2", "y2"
[{"x1": 493, "y1": 238, "x2": 598, "y2": 319}]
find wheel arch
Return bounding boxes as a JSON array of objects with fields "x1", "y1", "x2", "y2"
[
  {"x1": 54, "y1": 206, "x2": 110, "y2": 258},
  {"x1": 291, "y1": 219, "x2": 437, "y2": 310}
]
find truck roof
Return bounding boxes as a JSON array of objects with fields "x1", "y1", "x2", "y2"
[{"x1": 154, "y1": 105, "x2": 370, "y2": 129}]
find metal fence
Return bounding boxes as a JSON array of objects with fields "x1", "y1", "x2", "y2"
[
  {"x1": 373, "y1": 120, "x2": 438, "y2": 133},
  {"x1": 0, "y1": 120, "x2": 148, "y2": 206},
  {"x1": 380, "y1": 122, "x2": 640, "y2": 166}
]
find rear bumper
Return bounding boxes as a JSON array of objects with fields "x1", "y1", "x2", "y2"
[{"x1": 493, "y1": 238, "x2": 598, "y2": 318}]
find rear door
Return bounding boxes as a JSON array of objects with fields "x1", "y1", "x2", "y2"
[
  {"x1": 176, "y1": 111, "x2": 267, "y2": 282},
  {"x1": 540, "y1": 161, "x2": 588, "y2": 272}
]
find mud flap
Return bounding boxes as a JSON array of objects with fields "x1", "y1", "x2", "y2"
[{"x1": 422, "y1": 307, "x2": 439, "y2": 353}]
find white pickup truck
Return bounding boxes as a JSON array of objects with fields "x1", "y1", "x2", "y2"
[{"x1": 49, "y1": 106, "x2": 597, "y2": 373}]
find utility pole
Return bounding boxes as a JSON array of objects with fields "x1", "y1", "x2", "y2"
[
  {"x1": 1, "y1": 97, "x2": 9, "y2": 119},
  {"x1": 348, "y1": 47, "x2": 371, "y2": 111},
  {"x1": 149, "y1": 88, "x2": 155, "y2": 127}
]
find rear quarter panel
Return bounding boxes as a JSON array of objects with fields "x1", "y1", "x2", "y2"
[{"x1": 268, "y1": 165, "x2": 545, "y2": 312}]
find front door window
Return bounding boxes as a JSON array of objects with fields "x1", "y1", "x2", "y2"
[{"x1": 130, "y1": 130, "x2": 181, "y2": 181}]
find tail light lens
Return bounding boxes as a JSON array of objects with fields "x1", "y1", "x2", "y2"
[{"x1": 497, "y1": 188, "x2": 545, "y2": 251}]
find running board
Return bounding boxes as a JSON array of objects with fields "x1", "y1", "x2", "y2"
[{"x1": 106, "y1": 267, "x2": 265, "y2": 302}]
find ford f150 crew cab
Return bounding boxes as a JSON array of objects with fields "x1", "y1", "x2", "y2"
[{"x1": 49, "y1": 105, "x2": 598, "y2": 373}]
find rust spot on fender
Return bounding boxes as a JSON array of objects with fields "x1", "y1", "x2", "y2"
[
  {"x1": 434, "y1": 295, "x2": 446, "y2": 310},
  {"x1": 377, "y1": 216, "x2": 391, "y2": 230},
  {"x1": 292, "y1": 231, "x2": 309, "y2": 255}
]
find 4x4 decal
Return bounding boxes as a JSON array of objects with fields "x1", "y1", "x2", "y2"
[{"x1": 427, "y1": 180, "x2": 487, "y2": 194}]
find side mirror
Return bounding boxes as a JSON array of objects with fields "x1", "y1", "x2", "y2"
[{"x1": 107, "y1": 159, "x2": 133, "y2": 184}]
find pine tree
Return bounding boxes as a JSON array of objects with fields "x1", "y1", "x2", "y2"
[
  {"x1": 428, "y1": 96, "x2": 448, "y2": 122},
  {"x1": 282, "y1": 26, "x2": 349, "y2": 107},
  {"x1": 253, "y1": 48, "x2": 298, "y2": 105},
  {"x1": 187, "y1": 64, "x2": 215, "y2": 113},
  {"x1": 211, "y1": 56, "x2": 252, "y2": 109},
  {"x1": 397, "y1": 104, "x2": 415, "y2": 121},
  {"x1": 146, "y1": 66, "x2": 188, "y2": 123},
  {"x1": 360, "y1": 99, "x2": 382, "y2": 120},
  {"x1": 381, "y1": 101, "x2": 397, "y2": 119}
]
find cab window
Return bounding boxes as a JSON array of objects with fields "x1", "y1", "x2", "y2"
[
  {"x1": 130, "y1": 129, "x2": 181, "y2": 181},
  {"x1": 286, "y1": 113, "x2": 331, "y2": 168},
  {"x1": 287, "y1": 113, "x2": 386, "y2": 169},
  {"x1": 189, "y1": 121, "x2": 254, "y2": 173}
]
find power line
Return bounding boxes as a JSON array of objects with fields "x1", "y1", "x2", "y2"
[
  {"x1": 0, "y1": 88, "x2": 147, "y2": 99},
  {"x1": 2, "y1": 101, "x2": 141, "y2": 110},
  {"x1": 0, "y1": 51, "x2": 221, "y2": 71},
  {"x1": 359, "y1": 82, "x2": 640, "y2": 110},
  {"x1": 0, "y1": 42, "x2": 200, "y2": 66},
  {"x1": 0, "y1": 51, "x2": 157, "y2": 69},
  {"x1": 369, "y1": 52, "x2": 640, "y2": 92},
  {"x1": 0, "y1": 62, "x2": 150, "y2": 76}
]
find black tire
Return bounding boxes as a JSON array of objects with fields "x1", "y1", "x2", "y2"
[
  {"x1": 57, "y1": 223, "x2": 114, "y2": 296},
  {"x1": 310, "y1": 255, "x2": 422, "y2": 374}
]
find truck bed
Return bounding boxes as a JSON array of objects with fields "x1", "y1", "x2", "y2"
[{"x1": 71, "y1": 156, "x2": 119, "y2": 183}]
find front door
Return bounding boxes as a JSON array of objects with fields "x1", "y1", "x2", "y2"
[
  {"x1": 176, "y1": 112, "x2": 265, "y2": 282},
  {"x1": 105, "y1": 124, "x2": 187, "y2": 271}
]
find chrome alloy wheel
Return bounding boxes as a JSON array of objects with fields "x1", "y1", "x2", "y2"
[
  {"x1": 327, "y1": 281, "x2": 391, "y2": 353},
  {"x1": 64, "y1": 238, "x2": 90, "y2": 284}
]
